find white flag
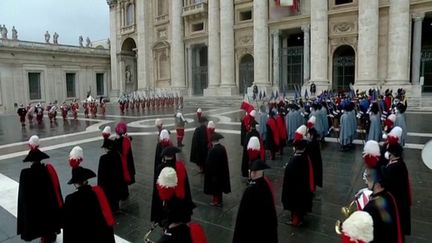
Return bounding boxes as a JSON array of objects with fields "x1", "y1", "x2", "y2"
[{"x1": 280, "y1": 0, "x2": 293, "y2": 6}]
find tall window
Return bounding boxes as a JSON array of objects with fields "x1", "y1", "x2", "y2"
[
  {"x1": 28, "y1": 72, "x2": 41, "y2": 100},
  {"x1": 66, "y1": 73, "x2": 76, "y2": 97},
  {"x1": 126, "y1": 4, "x2": 135, "y2": 26},
  {"x1": 96, "y1": 73, "x2": 105, "y2": 96}
]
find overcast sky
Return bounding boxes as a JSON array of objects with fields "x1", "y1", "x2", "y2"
[{"x1": 0, "y1": 0, "x2": 109, "y2": 45}]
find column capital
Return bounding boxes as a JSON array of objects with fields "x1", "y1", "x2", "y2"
[
  {"x1": 412, "y1": 12, "x2": 425, "y2": 21},
  {"x1": 301, "y1": 24, "x2": 310, "y2": 33}
]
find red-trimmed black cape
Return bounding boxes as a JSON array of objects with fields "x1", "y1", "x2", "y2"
[
  {"x1": 97, "y1": 149, "x2": 129, "y2": 212},
  {"x1": 204, "y1": 143, "x2": 231, "y2": 195},
  {"x1": 383, "y1": 157, "x2": 412, "y2": 235},
  {"x1": 265, "y1": 117, "x2": 280, "y2": 151},
  {"x1": 190, "y1": 124, "x2": 208, "y2": 168},
  {"x1": 233, "y1": 176, "x2": 278, "y2": 243},
  {"x1": 241, "y1": 129, "x2": 264, "y2": 177},
  {"x1": 281, "y1": 151, "x2": 314, "y2": 215},
  {"x1": 363, "y1": 190, "x2": 403, "y2": 243},
  {"x1": 305, "y1": 127, "x2": 323, "y2": 188},
  {"x1": 114, "y1": 135, "x2": 136, "y2": 185},
  {"x1": 17, "y1": 162, "x2": 63, "y2": 241},
  {"x1": 63, "y1": 184, "x2": 115, "y2": 243}
]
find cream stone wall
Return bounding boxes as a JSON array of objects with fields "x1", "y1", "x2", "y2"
[
  {"x1": 107, "y1": 0, "x2": 432, "y2": 97},
  {"x1": 0, "y1": 40, "x2": 110, "y2": 113}
]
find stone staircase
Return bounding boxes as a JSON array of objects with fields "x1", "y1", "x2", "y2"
[{"x1": 183, "y1": 95, "x2": 244, "y2": 108}]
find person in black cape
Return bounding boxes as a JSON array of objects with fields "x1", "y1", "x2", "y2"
[
  {"x1": 382, "y1": 143, "x2": 411, "y2": 236},
  {"x1": 151, "y1": 146, "x2": 195, "y2": 226},
  {"x1": 363, "y1": 167, "x2": 403, "y2": 243},
  {"x1": 190, "y1": 116, "x2": 208, "y2": 172},
  {"x1": 113, "y1": 121, "x2": 136, "y2": 185},
  {"x1": 17, "y1": 135, "x2": 63, "y2": 242},
  {"x1": 98, "y1": 138, "x2": 128, "y2": 212},
  {"x1": 204, "y1": 133, "x2": 231, "y2": 207},
  {"x1": 233, "y1": 159, "x2": 278, "y2": 243},
  {"x1": 156, "y1": 167, "x2": 207, "y2": 243},
  {"x1": 282, "y1": 125, "x2": 315, "y2": 226},
  {"x1": 306, "y1": 116, "x2": 323, "y2": 188},
  {"x1": 63, "y1": 160, "x2": 115, "y2": 243},
  {"x1": 241, "y1": 119, "x2": 262, "y2": 177}
]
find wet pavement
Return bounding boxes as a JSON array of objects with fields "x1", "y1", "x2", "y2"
[{"x1": 0, "y1": 98, "x2": 431, "y2": 243}]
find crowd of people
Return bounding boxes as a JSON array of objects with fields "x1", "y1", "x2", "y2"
[
  {"x1": 16, "y1": 86, "x2": 411, "y2": 243},
  {"x1": 118, "y1": 91, "x2": 184, "y2": 115}
]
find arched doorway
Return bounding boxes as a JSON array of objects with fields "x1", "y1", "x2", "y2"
[
  {"x1": 239, "y1": 54, "x2": 254, "y2": 94},
  {"x1": 421, "y1": 15, "x2": 432, "y2": 92},
  {"x1": 121, "y1": 38, "x2": 137, "y2": 93},
  {"x1": 333, "y1": 45, "x2": 355, "y2": 92}
]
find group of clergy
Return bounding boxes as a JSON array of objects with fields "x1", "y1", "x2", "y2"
[{"x1": 17, "y1": 122, "x2": 135, "y2": 243}]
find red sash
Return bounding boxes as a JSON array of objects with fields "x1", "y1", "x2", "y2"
[
  {"x1": 307, "y1": 156, "x2": 316, "y2": 193},
  {"x1": 388, "y1": 192, "x2": 404, "y2": 243},
  {"x1": 175, "y1": 161, "x2": 187, "y2": 200},
  {"x1": 121, "y1": 137, "x2": 132, "y2": 184},
  {"x1": 92, "y1": 186, "x2": 115, "y2": 227},
  {"x1": 190, "y1": 223, "x2": 208, "y2": 243},
  {"x1": 46, "y1": 164, "x2": 63, "y2": 208}
]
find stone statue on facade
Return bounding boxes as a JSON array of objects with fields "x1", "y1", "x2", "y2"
[
  {"x1": 1, "y1": 25, "x2": 8, "y2": 39},
  {"x1": 44, "y1": 31, "x2": 50, "y2": 43},
  {"x1": 107, "y1": 38, "x2": 111, "y2": 49},
  {"x1": 125, "y1": 66, "x2": 132, "y2": 83},
  {"x1": 12, "y1": 26, "x2": 17, "y2": 40},
  {"x1": 79, "y1": 35, "x2": 84, "y2": 47},
  {"x1": 53, "y1": 32, "x2": 59, "y2": 44},
  {"x1": 86, "y1": 37, "x2": 91, "y2": 47}
]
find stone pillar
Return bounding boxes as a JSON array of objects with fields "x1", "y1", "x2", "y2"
[
  {"x1": 253, "y1": 0, "x2": 270, "y2": 87},
  {"x1": 219, "y1": 0, "x2": 237, "y2": 94},
  {"x1": 302, "y1": 24, "x2": 310, "y2": 84},
  {"x1": 411, "y1": 13, "x2": 424, "y2": 84},
  {"x1": 204, "y1": 0, "x2": 220, "y2": 96},
  {"x1": 310, "y1": 0, "x2": 328, "y2": 89},
  {"x1": 357, "y1": 0, "x2": 379, "y2": 86},
  {"x1": 386, "y1": 0, "x2": 410, "y2": 84},
  {"x1": 108, "y1": 2, "x2": 119, "y2": 96},
  {"x1": 136, "y1": 0, "x2": 152, "y2": 90},
  {"x1": 170, "y1": 0, "x2": 186, "y2": 90},
  {"x1": 272, "y1": 30, "x2": 280, "y2": 88}
]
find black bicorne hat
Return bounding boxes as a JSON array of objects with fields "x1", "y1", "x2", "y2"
[
  {"x1": 210, "y1": 132, "x2": 224, "y2": 142},
  {"x1": 23, "y1": 149, "x2": 50, "y2": 163},
  {"x1": 250, "y1": 159, "x2": 270, "y2": 171},
  {"x1": 161, "y1": 146, "x2": 181, "y2": 158},
  {"x1": 101, "y1": 138, "x2": 115, "y2": 150},
  {"x1": 68, "y1": 166, "x2": 96, "y2": 184}
]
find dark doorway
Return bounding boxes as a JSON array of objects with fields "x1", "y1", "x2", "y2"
[
  {"x1": 280, "y1": 31, "x2": 304, "y2": 94},
  {"x1": 239, "y1": 54, "x2": 254, "y2": 94},
  {"x1": 191, "y1": 45, "x2": 208, "y2": 95},
  {"x1": 333, "y1": 45, "x2": 355, "y2": 92}
]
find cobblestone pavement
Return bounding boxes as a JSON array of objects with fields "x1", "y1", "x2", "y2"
[{"x1": 0, "y1": 98, "x2": 431, "y2": 243}]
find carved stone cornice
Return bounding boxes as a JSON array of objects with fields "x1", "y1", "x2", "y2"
[{"x1": 106, "y1": 0, "x2": 117, "y2": 8}]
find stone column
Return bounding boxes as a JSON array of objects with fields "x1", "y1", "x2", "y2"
[
  {"x1": 108, "y1": 2, "x2": 119, "y2": 96},
  {"x1": 219, "y1": 0, "x2": 237, "y2": 94},
  {"x1": 310, "y1": 0, "x2": 328, "y2": 89},
  {"x1": 386, "y1": 0, "x2": 410, "y2": 84},
  {"x1": 253, "y1": 0, "x2": 270, "y2": 86},
  {"x1": 302, "y1": 24, "x2": 310, "y2": 84},
  {"x1": 170, "y1": 0, "x2": 186, "y2": 89},
  {"x1": 357, "y1": 0, "x2": 379, "y2": 86},
  {"x1": 411, "y1": 13, "x2": 424, "y2": 84},
  {"x1": 272, "y1": 30, "x2": 280, "y2": 88},
  {"x1": 136, "y1": 0, "x2": 152, "y2": 90},
  {"x1": 204, "y1": 0, "x2": 221, "y2": 95}
]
